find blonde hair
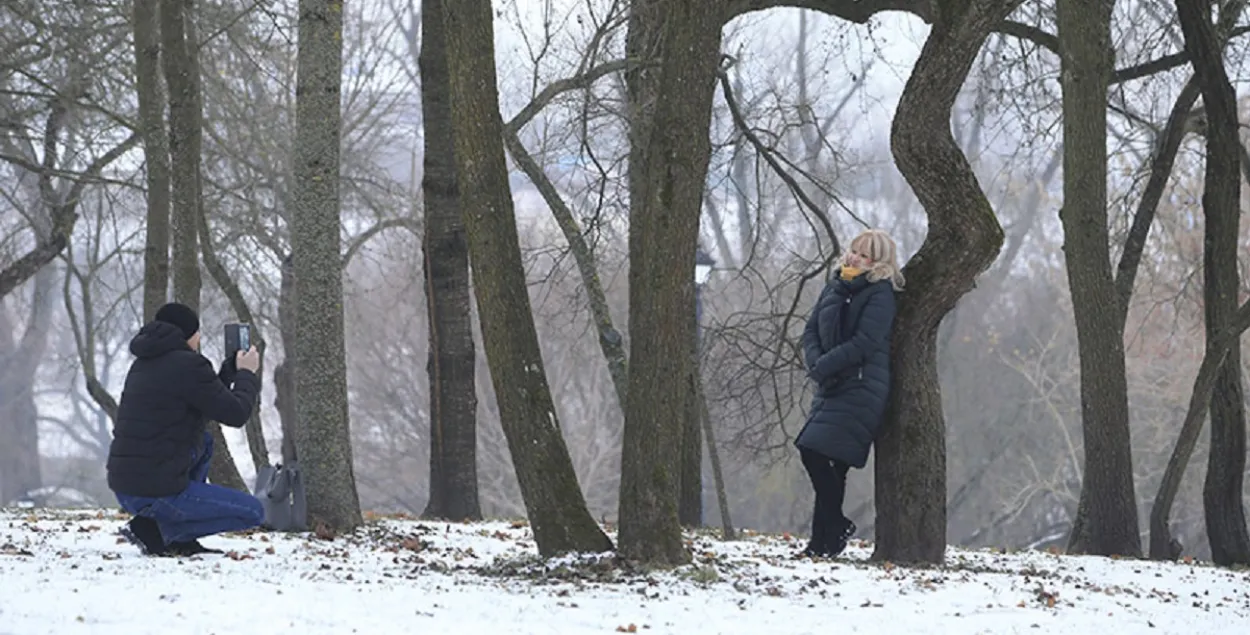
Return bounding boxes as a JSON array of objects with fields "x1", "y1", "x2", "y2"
[{"x1": 844, "y1": 229, "x2": 904, "y2": 291}]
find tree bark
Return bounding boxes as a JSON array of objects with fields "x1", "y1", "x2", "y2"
[
  {"x1": 134, "y1": 0, "x2": 171, "y2": 320},
  {"x1": 419, "y1": 0, "x2": 480, "y2": 522},
  {"x1": 1056, "y1": 0, "x2": 1142, "y2": 558},
  {"x1": 617, "y1": 0, "x2": 722, "y2": 565},
  {"x1": 438, "y1": 0, "x2": 611, "y2": 556},
  {"x1": 292, "y1": 0, "x2": 363, "y2": 532},
  {"x1": 1149, "y1": 300, "x2": 1250, "y2": 559},
  {"x1": 1174, "y1": 0, "x2": 1250, "y2": 567},
  {"x1": 871, "y1": 0, "x2": 1018, "y2": 565},
  {"x1": 0, "y1": 268, "x2": 55, "y2": 504},
  {"x1": 161, "y1": 0, "x2": 246, "y2": 491},
  {"x1": 160, "y1": 0, "x2": 202, "y2": 308}
]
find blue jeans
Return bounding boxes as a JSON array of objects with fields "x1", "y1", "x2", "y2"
[{"x1": 115, "y1": 431, "x2": 264, "y2": 544}]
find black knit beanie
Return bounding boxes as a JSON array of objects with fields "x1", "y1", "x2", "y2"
[{"x1": 154, "y1": 302, "x2": 200, "y2": 340}]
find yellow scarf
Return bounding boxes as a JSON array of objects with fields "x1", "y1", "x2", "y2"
[{"x1": 840, "y1": 266, "x2": 863, "y2": 280}]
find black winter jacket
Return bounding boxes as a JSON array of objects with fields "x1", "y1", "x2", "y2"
[
  {"x1": 106, "y1": 321, "x2": 260, "y2": 497},
  {"x1": 795, "y1": 271, "x2": 896, "y2": 468}
]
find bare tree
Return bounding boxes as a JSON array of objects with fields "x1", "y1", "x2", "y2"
[
  {"x1": 414, "y1": 0, "x2": 481, "y2": 522},
  {"x1": 866, "y1": 0, "x2": 1023, "y2": 564},
  {"x1": 161, "y1": 0, "x2": 203, "y2": 307},
  {"x1": 134, "y1": 0, "x2": 171, "y2": 320},
  {"x1": 159, "y1": 0, "x2": 249, "y2": 491},
  {"x1": 1172, "y1": 0, "x2": 1249, "y2": 566},
  {"x1": 617, "y1": 0, "x2": 723, "y2": 565},
  {"x1": 439, "y1": 0, "x2": 611, "y2": 556},
  {"x1": 1056, "y1": 0, "x2": 1141, "y2": 557},
  {"x1": 292, "y1": 0, "x2": 364, "y2": 532}
]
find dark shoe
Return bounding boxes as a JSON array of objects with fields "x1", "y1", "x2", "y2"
[
  {"x1": 828, "y1": 521, "x2": 857, "y2": 557},
  {"x1": 119, "y1": 516, "x2": 166, "y2": 556},
  {"x1": 167, "y1": 540, "x2": 222, "y2": 556},
  {"x1": 795, "y1": 540, "x2": 831, "y2": 559}
]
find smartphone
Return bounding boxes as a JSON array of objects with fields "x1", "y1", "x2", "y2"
[{"x1": 224, "y1": 323, "x2": 252, "y2": 357}]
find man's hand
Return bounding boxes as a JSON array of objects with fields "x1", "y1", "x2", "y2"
[
  {"x1": 236, "y1": 346, "x2": 260, "y2": 373},
  {"x1": 218, "y1": 356, "x2": 238, "y2": 386}
]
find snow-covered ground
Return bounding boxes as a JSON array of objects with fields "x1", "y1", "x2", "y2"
[{"x1": 1, "y1": 509, "x2": 1247, "y2": 634}]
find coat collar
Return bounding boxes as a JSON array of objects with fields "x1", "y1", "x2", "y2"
[{"x1": 832, "y1": 268, "x2": 873, "y2": 294}]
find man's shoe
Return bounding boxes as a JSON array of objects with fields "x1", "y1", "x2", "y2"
[
  {"x1": 167, "y1": 540, "x2": 222, "y2": 556},
  {"x1": 119, "y1": 516, "x2": 166, "y2": 556}
]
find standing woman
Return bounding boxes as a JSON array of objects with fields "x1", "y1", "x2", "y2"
[{"x1": 795, "y1": 229, "x2": 903, "y2": 558}]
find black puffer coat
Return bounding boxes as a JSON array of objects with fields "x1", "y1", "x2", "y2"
[
  {"x1": 795, "y1": 271, "x2": 897, "y2": 468},
  {"x1": 106, "y1": 321, "x2": 260, "y2": 497}
]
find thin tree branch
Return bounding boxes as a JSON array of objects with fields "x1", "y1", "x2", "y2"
[
  {"x1": 340, "y1": 217, "x2": 419, "y2": 269},
  {"x1": 502, "y1": 128, "x2": 630, "y2": 410},
  {"x1": 716, "y1": 57, "x2": 844, "y2": 255},
  {"x1": 503, "y1": 58, "x2": 642, "y2": 135},
  {"x1": 1113, "y1": 76, "x2": 1200, "y2": 319}
]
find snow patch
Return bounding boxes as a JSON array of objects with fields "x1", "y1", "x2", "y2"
[{"x1": 0, "y1": 509, "x2": 1247, "y2": 634}]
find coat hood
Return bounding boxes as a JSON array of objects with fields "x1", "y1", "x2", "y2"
[{"x1": 129, "y1": 321, "x2": 193, "y2": 359}]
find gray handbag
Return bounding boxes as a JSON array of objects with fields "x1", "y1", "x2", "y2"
[{"x1": 252, "y1": 462, "x2": 308, "y2": 532}]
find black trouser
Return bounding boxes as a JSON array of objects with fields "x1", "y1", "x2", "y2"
[{"x1": 800, "y1": 447, "x2": 851, "y2": 550}]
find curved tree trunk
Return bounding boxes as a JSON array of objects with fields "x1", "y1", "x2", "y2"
[
  {"x1": 419, "y1": 0, "x2": 481, "y2": 522},
  {"x1": 1174, "y1": 0, "x2": 1250, "y2": 567},
  {"x1": 1148, "y1": 300, "x2": 1250, "y2": 559},
  {"x1": 439, "y1": 0, "x2": 611, "y2": 556},
  {"x1": 871, "y1": 0, "x2": 1018, "y2": 565},
  {"x1": 196, "y1": 200, "x2": 270, "y2": 473}
]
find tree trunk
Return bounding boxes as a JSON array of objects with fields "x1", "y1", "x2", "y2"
[
  {"x1": 438, "y1": 0, "x2": 610, "y2": 556},
  {"x1": 500, "y1": 130, "x2": 630, "y2": 412},
  {"x1": 160, "y1": 0, "x2": 202, "y2": 308},
  {"x1": 1148, "y1": 300, "x2": 1250, "y2": 559},
  {"x1": 161, "y1": 0, "x2": 246, "y2": 491},
  {"x1": 134, "y1": 0, "x2": 171, "y2": 320},
  {"x1": 419, "y1": 0, "x2": 480, "y2": 522},
  {"x1": 0, "y1": 268, "x2": 55, "y2": 504},
  {"x1": 1175, "y1": 0, "x2": 1250, "y2": 567},
  {"x1": 871, "y1": 0, "x2": 1018, "y2": 565},
  {"x1": 617, "y1": 0, "x2": 722, "y2": 566},
  {"x1": 196, "y1": 201, "x2": 270, "y2": 473},
  {"x1": 292, "y1": 0, "x2": 363, "y2": 533},
  {"x1": 1057, "y1": 0, "x2": 1141, "y2": 558}
]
